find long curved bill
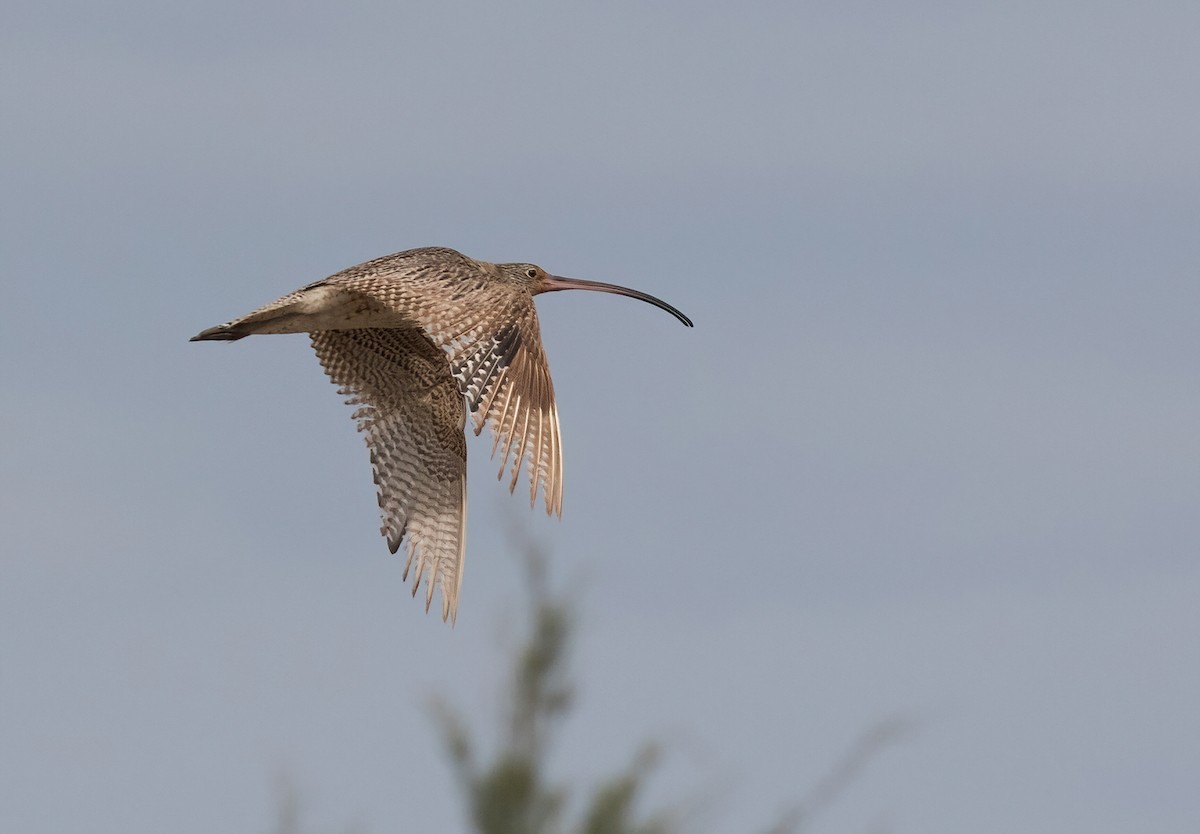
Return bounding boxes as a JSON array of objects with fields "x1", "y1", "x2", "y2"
[{"x1": 541, "y1": 275, "x2": 694, "y2": 327}]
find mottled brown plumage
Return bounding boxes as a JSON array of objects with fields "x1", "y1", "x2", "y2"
[{"x1": 192, "y1": 246, "x2": 692, "y2": 622}]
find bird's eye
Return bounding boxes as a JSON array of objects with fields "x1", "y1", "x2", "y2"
[{"x1": 525, "y1": 268, "x2": 538, "y2": 279}]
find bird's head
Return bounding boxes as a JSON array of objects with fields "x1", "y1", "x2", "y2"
[
  {"x1": 500, "y1": 262, "x2": 554, "y2": 291},
  {"x1": 498, "y1": 262, "x2": 693, "y2": 327}
]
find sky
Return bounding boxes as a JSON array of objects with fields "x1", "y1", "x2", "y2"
[{"x1": 2, "y1": 1, "x2": 1198, "y2": 831}]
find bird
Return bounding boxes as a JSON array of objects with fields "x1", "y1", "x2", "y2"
[{"x1": 191, "y1": 246, "x2": 692, "y2": 622}]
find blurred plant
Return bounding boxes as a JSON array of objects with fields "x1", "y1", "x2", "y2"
[
  {"x1": 269, "y1": 773, "x2": 365, "y2": 834},
  {"x1": 761, "y1": 716, "x2": 912, "y2": 834},
  {"x1": 431, "y1": 546, "x2": 672, "y2": 834},
  {"x1": 431, "y1": 545, "x2": 910, "y2": 834},
  {"x1": 270, "y1": 544, "x2": 909, "y2": 833}
]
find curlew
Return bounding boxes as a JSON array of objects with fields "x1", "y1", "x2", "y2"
[{"x1": 192, "y1": 246, "x2": 692, "y2": 622}]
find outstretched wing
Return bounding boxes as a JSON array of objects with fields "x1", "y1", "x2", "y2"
[
  {"x1": 310, "y1": 327, "x2": 468, "y2": 622},
  {"x1": 449, "y1": 296, "x2": 562, "y2": 517},
  {"x1": 325, "y1": 249, "x2": 563, "y2": 517}
]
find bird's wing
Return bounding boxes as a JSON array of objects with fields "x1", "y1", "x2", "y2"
[
  {"x1": 448, "y1": 294, "x2": 563, "y2": 517},
  {"x1": 310, "y1": 327, "x2": 468, "y2": 622},
  {"x1": 328, "y1": 258, "x2": 563, "y2": 517}
]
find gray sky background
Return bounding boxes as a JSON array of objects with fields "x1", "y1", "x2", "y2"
[{"x1": 2, "y1": 1, "x2": 1198, "y2": 832}]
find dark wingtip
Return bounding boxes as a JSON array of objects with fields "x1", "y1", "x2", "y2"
[{"x1": 190, "y1": 324, "x2": 245, "y2": 342}]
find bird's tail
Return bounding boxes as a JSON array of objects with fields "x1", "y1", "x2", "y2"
[{"x1": 190, "y1": 323, "x2": 250, "y2": 341}]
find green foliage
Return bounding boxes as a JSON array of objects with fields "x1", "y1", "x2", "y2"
[
  {"x1": 578, "y1": 747, "x2": 671, "y2": 834},
  {"x1": 432, "y1": 550, "x2": 670, "y2": 834},
  {"x1": 271, "y1": 546, "x2": 908, "y2": 833}
]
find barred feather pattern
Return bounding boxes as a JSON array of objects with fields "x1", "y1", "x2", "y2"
[
  {"x1": 310, "y1": 327, "x2": 468, "y2": 622},
  {"x1": 325, "y1": 249, "x2": 564, "y2": 517}
]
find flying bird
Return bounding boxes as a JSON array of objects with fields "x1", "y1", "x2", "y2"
[{"x1": 192, "y1": 246, "x2": 692, "y2": 622}]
